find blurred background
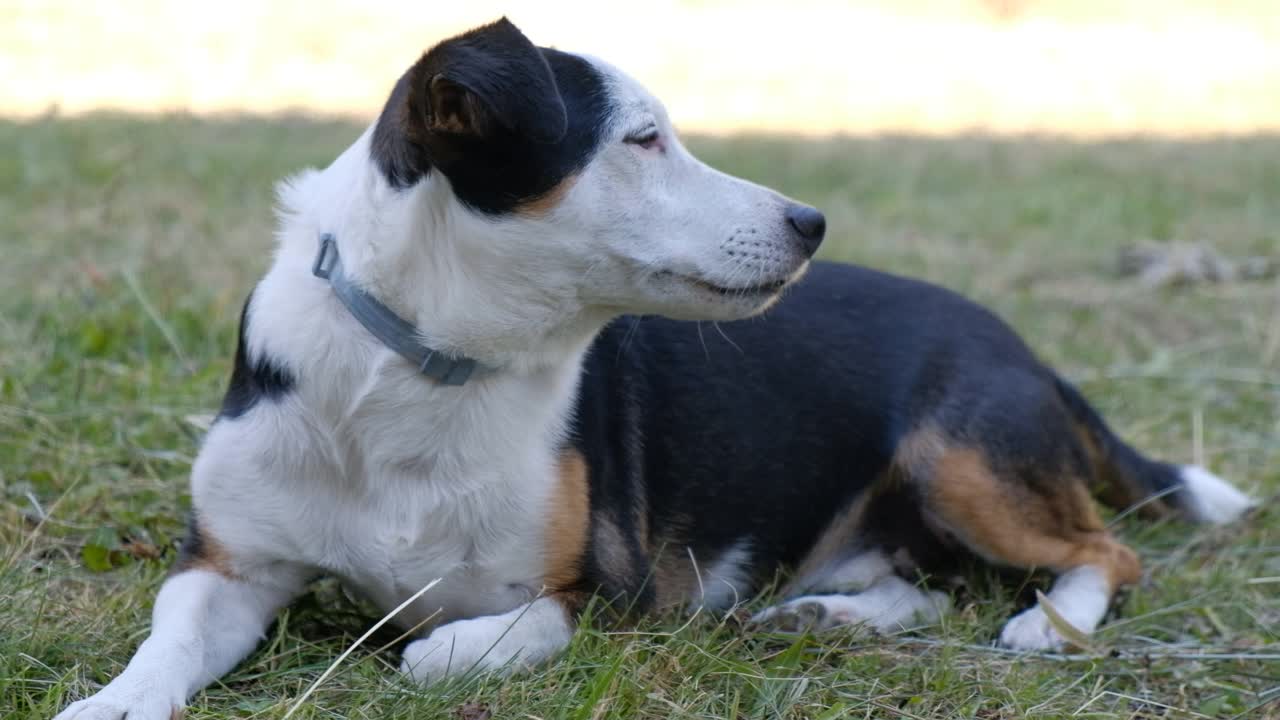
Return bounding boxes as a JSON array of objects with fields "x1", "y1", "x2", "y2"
[
  {"x1": 4, "y1": 3, "x2": 1279, "y2": 718},
  {"x1": 6, "y1": 0, "x2": 1279, "y2": 135}
]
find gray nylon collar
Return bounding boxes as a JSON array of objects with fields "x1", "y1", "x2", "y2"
[{"x1": 312, "y1": 234, "x2": 491, "y2": 386}]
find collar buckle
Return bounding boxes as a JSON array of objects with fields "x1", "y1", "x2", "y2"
[
  {"x1": 312, "y1": 233, "x2": 338, "y2": 280},
  {"x1": 313, "y1": 233, "x2": 489, "y2": 386}
]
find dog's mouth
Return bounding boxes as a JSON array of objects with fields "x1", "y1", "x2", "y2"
[{"x1": 659, "y1": 270, "x2": 791, "y2": 297}]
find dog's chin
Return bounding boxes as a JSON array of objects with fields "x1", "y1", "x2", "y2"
[{"x1": 642, "y1": 262, "x2": 808, "y2": 321}]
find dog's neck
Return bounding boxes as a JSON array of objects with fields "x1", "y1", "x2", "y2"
[{"x1": 281, "y1": 128, "x2": 611, "y2": 378}]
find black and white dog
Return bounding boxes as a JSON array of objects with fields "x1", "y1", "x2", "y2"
[{"x1": 56, "y1": 18, "x2": 1254, "y2": 720}]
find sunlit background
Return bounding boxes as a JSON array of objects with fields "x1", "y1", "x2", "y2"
[{"x1": 5, "y1": 0, "x2": 1279, "y2": 135}]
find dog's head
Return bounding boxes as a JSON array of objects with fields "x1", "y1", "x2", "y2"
[{"x1": 371, "y1": 18, "x2": 824, "y2": 323}]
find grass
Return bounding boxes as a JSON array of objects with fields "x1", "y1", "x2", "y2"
[{"x1": 1, "y1": 115, "x2": 1278, "y2": 719}]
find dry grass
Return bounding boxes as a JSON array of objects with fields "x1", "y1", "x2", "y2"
[{"x1": 1, "y1": 115, "x2": 1278, "y2": 718}]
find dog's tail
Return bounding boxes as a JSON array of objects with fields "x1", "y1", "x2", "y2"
[{"x1": 1053, "y1": 374, "x2": 1255, "y2": 525}]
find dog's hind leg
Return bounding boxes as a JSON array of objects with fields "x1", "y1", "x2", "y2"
[
  {"x1": 900, "y1": 414, "x2": 1142, "y2": 651},
  {"x1": 749, "y1": 479, "x2": 953, "y2": 634},
  {"x1": 751, "y1": 572, "x2": 950, "y2": 634},
  {"x1": 54, "y1": 531, "x2": 307, "y2": 720}
]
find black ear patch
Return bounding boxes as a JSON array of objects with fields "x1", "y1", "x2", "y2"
[
  {"x1": 425, "y1": 75, "x2": 494, "y2": 137},
  {"x1": 371, "y1": 17, "x2": 612, "y2": 214},
  {"x1": 416, "y1": 18, "x2": 568, "y2": 143}
]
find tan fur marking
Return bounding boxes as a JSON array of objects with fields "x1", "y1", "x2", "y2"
[
  {"x1": 544, "y1": 450, "x2": 591, "y2": 592},
  {"x1": 548, "y1": 589, "x2": 591, "y2": 625},
  {"x1": 194, "y1": 541, "x2": 235, "y2": 578},
  {"x1": 928, "y1": 446, "x2": 1140, "y2": 589},
  {"x1": 518, "y1": 174, "x2": 578, "y2": 217},
  {"x1": 171, "y1": 517, "x2": 236, "y2": 579}
]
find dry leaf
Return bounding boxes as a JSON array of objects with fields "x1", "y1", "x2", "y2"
[{"x1": 1034, "y1": 589, "x2": 1098, "y2": 653}]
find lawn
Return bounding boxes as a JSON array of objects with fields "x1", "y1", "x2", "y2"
[{"x1": 1, "y1": 116, "x2": 1277, "y2": 719}]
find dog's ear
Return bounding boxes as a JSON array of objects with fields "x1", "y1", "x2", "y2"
[{"x1": 411, "y1": 18, "x2": 567, "y2": 143}]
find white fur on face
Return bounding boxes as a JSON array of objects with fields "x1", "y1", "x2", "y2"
[
  {"x1": 268, "y1": 54, "x2": 816, "y2": 374},
  {"x1": 540, "y1": 58, "x2": 815, "y2": 322}
]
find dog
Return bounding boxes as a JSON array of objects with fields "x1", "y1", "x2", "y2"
[{"x1": 54, "y1": 17, "x2": 1255, "y2": 720}]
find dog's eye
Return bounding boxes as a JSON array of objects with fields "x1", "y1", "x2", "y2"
[{"x1": 624, "y1": 127, "x2": 661, "y2": 150}]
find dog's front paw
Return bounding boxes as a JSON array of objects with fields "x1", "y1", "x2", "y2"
[
  {"x1": 399, "y1": 598, "x2": 575, "y2": 685},
  {"x1": 53, "y1": 690, "x2": 181, "y2": 720},
  {"x1": 399, "y1": 615, "x2": 528, "y2": 685}
]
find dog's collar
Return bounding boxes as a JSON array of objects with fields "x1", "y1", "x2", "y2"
[{"x1": 312, "y1": 234, "x2": 491, "y2": 386}]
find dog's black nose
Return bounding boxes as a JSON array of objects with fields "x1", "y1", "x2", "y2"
[{"x1": 785, "y1": 204, "x2": 826, "y2": 256}]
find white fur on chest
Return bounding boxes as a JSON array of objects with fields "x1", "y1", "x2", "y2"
[
  {"x1": 195, "y1": 346, "x2": 579, "y2": 628},
  {"x1": 190, "y1": 129, "x2": 600, "y2": 630},
  {"x1": 323, "y1": 354, "x2": 577, "y2": 627},
  {"x1": 194, "y1": 278, "x2": 585, "y2": 630}
]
